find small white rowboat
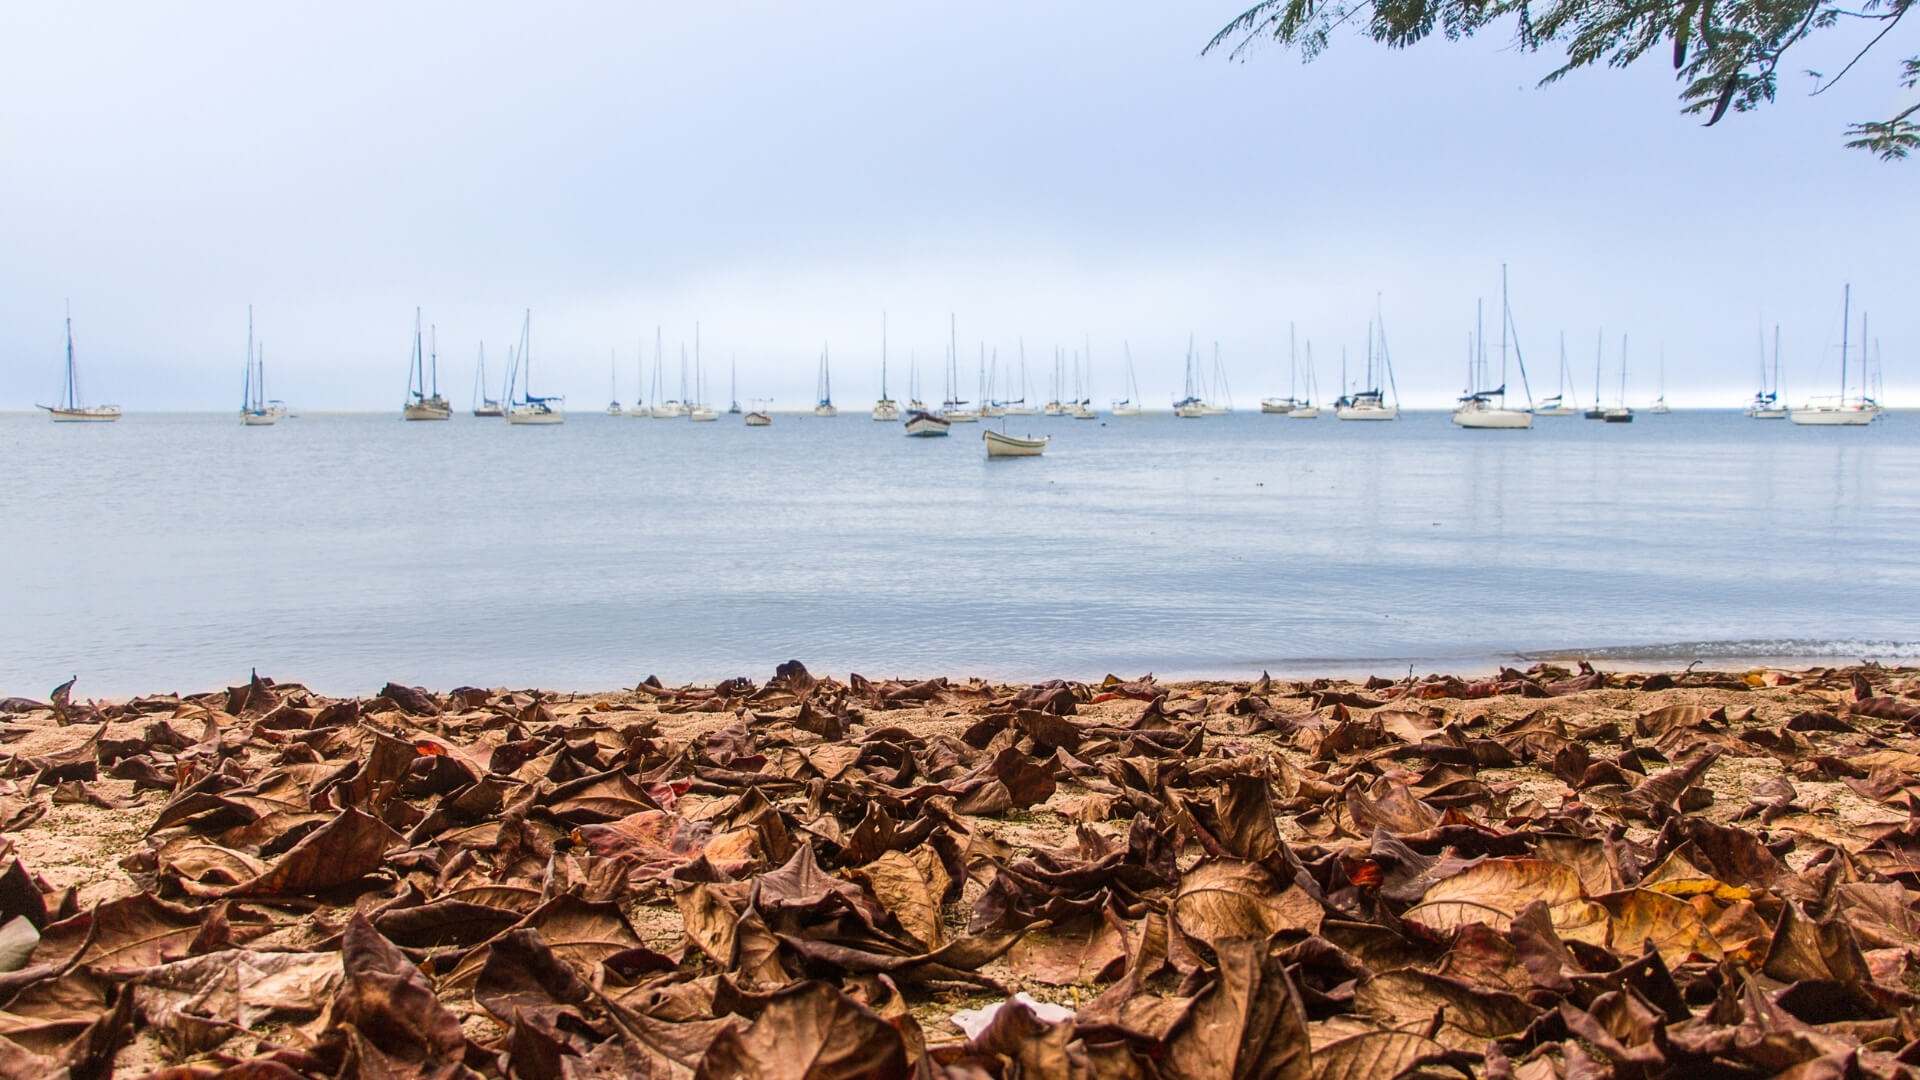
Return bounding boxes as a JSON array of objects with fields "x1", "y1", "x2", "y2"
[{"x1": 984, "y1": 429, "x2": 1047, "y2": 457}]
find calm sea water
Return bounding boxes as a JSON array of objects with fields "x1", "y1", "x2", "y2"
[{"x1": 4, "y1": 408, "x2": 1916, "y2": 697}]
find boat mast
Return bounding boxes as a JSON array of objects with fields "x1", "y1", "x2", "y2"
[
  {"x1": 1595, "y1": 330, "x2": 1604, "y2": 406},
  {"x1": 881, "y1": 313, "x2": 889, "y2": 399},
  {"x1": 245, "y1": 305, "x2": 254, "y2": 411},
  {"x1": 1841, "y1": 284, "x2": 1851, "y2": 403},
  {"x1": 1559, "y1": 333, "x2": 1569, "y2": 405},
  {"x1": 1375, "y1": 295, "x2": 1400, "y2": 406},
  {"x1": 430, "y1": 323, "x2": 439, "y2": 398},
  {"x1": 1287, "y1": 324, "x2": 1297, "y2": 402},
  {"x1": 1620, "y1": 334, "x2": 1629, "y2": 409},
  {"x1": 1773, "y1": 325, "x2": 1781, "y2": 402},
  {"x1": 409, "y1": 309, "x2": 422, "y2": 403},
  {"x1": 1475, "y1": 298, "x2": 1484, "y2": 397},
  {"x1": 1366, "y1": 321, "x2": 1374, "y2": 392},
  {"x1": 1860, "y1": 308, "x2": 1867, "y2": 404},
  {"x1": 1499, "y1": 265, "x2": 1509, "y2": 407},
  {"x1": 64, "y1": 302, "x2": 77, "y2": 410}
]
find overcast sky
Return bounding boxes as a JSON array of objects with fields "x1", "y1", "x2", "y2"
[{"x1": 2, "y1": 1, "x2": 1911, "y2": 411}]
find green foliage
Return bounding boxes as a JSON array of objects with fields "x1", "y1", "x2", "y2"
[{"x1": 1208, "y1": 0, "x2": 1915, "y2": 157}]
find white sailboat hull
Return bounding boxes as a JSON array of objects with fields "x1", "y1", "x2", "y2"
[
  {"x1": 1532, "y1": 406, "x2": 1576, "y2": 416},
  {"x1": 1789, "y1": 407, "x2": 1874, "y2": 426},
  {"x1": 871, "y1": 401, "x2": 899, "y2": 421},
  {"x1": 474, "y1": 404, "x2": 505, "y2": 418},
  {"x1": 1173, "y1": 403, "x2": 1206, "y2": 418},
  {"x1": 1453, "y1": 406, "x2": 1534, "y2": 429},
  {"x1": 1259, "y1": 399, "x2": 1294, "y2": 414},
  {"x1": 1110, "y1": 405, "x2": 1142, "y2": 417},
  {"x1": 814, "y1": 405, "x2": 838, "y2": 417},
  {"x1": 1286, "y1": 406, "x2": 1320, "y2": 419},
  {"x1": 984, "y1": 429, "x2": 1048, "y2": 457},
  {"x1": 1336, "y1": 405, "x2": 1398, "y2": 421},
  {"x1": 1002, "y1": 406, "x2": 1037, "y2": 416},
  {"x1": 1747, "y1": 408, "x2": 1787, "y2": 419},
  {"x1": 1067, "y1": 405, "x2": 1097, "y2": 419},
  {"x1": 689, "y1": 407, "x2": 719, "y2": 422},
  {"x1": 941, "y1": 410, "x2": 980, "y2": 422},
  {"x1": 44, "y1": 406, "x2": 121, "y2": 422},
  {"x1": 507, "y1": 406, "x2": 564, "y2": 425},
  {"x1": 404, "y1": 399, "x2": 452, "y2": 421},
  {"x1": 241, "y1": 411, "x2": 278, "y2": 426},
  {"x1": 745, "y1": 411, "x2": 772, "y2": 426}
]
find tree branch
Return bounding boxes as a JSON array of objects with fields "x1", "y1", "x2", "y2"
[{"x1": 1812, "y1": 3, "x2": 1909, "y2": 94}]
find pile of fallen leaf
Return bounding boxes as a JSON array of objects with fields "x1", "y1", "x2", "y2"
[{"x1": 2, "y1": 660, "x2": 1920, "y2": 1078}]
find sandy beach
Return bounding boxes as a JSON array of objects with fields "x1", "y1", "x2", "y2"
[{"x1": 3, "y1": 660, "x2": 1919, "y2": 1078}]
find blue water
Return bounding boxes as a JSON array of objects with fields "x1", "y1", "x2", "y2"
[{"x1": 3, "y1": 408, "x2": 1916, "y2": 696}]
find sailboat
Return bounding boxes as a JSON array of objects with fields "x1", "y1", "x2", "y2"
[
  {"x1": 1067, "y1": 342, "x2": 1097, "y2": 418},
  {"x1": 1289, "y1": 342, "x2": 1321, "y2": 418},
  {"x1": 1335, "y1": 302, "x2": 1399, "y2": 420},
  {"x1": 606, "y1": 350, "x2": 623, "y2": 415},
  {"x1": 38, "y1": 305, "x2": 120, "y2": 421},
  {"x1": 1199, "y1": 343, "x2": 1231, "y2": 414},
  {"x1": 1604, "y1": 335, "x2": 1634, "y2": 422},
  {"x1": 472, "y1": 342, "x2": 504, "y2": 417},
  {"x1": 906, "y1": 351, "x2": 927, "y2": 413},
  {"x1": 1453, "y1": 267, "x2": 1534, "y2": 429},
  {"x1": 1790, "y1": 286, "x2": 1876, "y2": 425},
  {"x1": 1003, "y1": 342, "x2": 1036, "y2": 415},
  {"x1": 872, "y1": 315, "x2": 900, "y2": 420},
  {"x1": 240, "y1": 306, "x2": 276, "y2": 426},
  {"x1": 904, "y1": 347, "x2": 950, "y2": 435},
  {"x1": 1174, "y1": 335, "x2": 1207, "y2": 417},
  {"x1": 745, "y1": 397, "x2": 773, "y2": 426},
  {"x1": 403, "y1": 313, "x2": 452, "y2": 420},
  {"x1": 939, "y1": 316, "x2": 978, "y2": 421},
  {"x1": 1261, "y1": 324, "x2": 1301, "y2": 414},
  {"x1": 624, "y1": 340, "x2": 648, "y2": 417},
  {"x1": 1584, "y1": 331, "x2": 1609, "y2": 418},
  {"x1": 688, "y1": 326, "x2": 719, "y2": 421},
  {"x1": 1533, "y1": 333, "x2": 1579, "y2": 416},
  {"x1": 1044, "y1": 345, "x2": 1075, "y2": 413},
  {"x1": 728, "y1": 354, "x2": 742, "y2": 415},
  {"x1": 505, "y1": 309, "x2": 564, "y2": 424},
  {"x1": 1648, "y1": 350, "x2": 1671, "y2": 414},
  {"x1": 649, "y1": 328, "x2": 685, "y2": 417},
  {"x1": 814, "y1": 342, "x2": 838, "y2": 417},
  {"x1": 1111, "y1": 342, "x2": 1143, "y2": 416},
  {"x1": 981, "y1": 346, "x2": 1008, "y2": 418},
  {"x1": 1748, "y1": 326, "x2": 1787, "y2": 418}
]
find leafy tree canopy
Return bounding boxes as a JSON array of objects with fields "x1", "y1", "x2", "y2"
[{"x1": 1208, "y1": 0, "x2": 1916, "y2": 158}]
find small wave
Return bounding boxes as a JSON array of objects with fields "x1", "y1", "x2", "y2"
[{"x1": 1517, "y1": 639, "x2": 1920, "y2": 664}]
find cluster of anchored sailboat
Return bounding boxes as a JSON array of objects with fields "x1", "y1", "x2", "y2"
[{"x1": 32, "y1": 286, "x2": 1892, "y2": 431}]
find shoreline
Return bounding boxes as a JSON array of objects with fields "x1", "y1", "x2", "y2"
[{"x1": 11, "y1": 647, "x2": 1920, "y2": 705}]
